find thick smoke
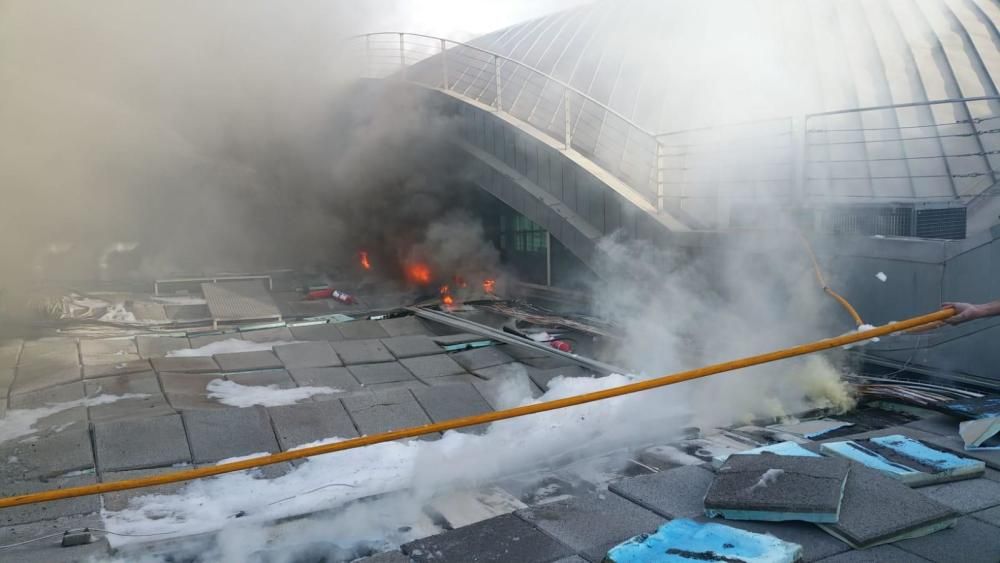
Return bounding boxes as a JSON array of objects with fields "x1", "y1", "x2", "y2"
[
  {"x1": 588, "y1": 228, "x2": 857, "y2": 428},
  {"x1": 0, "y1": 1, "x2": 506, "y2": 297}
]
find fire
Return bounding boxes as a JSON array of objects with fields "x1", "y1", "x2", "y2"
[
  {"x1": 405, "y1": 262, "x2": 432, "y2": 285},
  {"x1": 482, "y1": 278, "x2": 496, "y2": 294},
  {"x1": 439, "y1": 284, "x2": 455, "y2": 307},
  {"x1": 359, "y1": 251, "x2": 371, "y2": 270}
]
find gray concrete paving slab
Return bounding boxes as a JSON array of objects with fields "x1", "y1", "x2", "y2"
[
  {"x1": 100, "y1": 466, "x2": 192, "y2": 511},
  {"x1": 188, "y1": 332, "x2": 241, "y2": 348},
  {"x1": 0, "y1": 514, "x2": 111, "y2": 562},
  {"x1": 399, "y1": 354, "x2": 466, "y2": 379},
  {"x1": 403, "y1": 513, "x2": 574, "y2": 563},
  {"x1": 240, "y1": 327, "x2": 294, "y2": 343},
  {"x1": 609, "y1": 464, "x2": 716, "y2": 519},
  {"x1": 82, "y1": 359, "x2": 153, "y2": 379},
  {"x1": 472, "y1": 362, "x2": 536, "y2": 381},
  {"x1": 381, "y1": 335, "x2": 443, "y2": 359},
  {"x1": 79, "y1": 338, "x2": 137, "y2": 357},
  {"x1": 274, "y1": 341, "x2": 342, "y2": 368},
  {"x1": 337, "y1": 320, "x2": 390, "y2": 340},
  {"x1": 424, "y1": 374, "x2": 484, "y2": 386},
  {"x1": 136, "y1": 335, "x2": 191, "y2": 358},
  {"x1": 342, "y1": 388, "x2": 432, "y2": 436},
  {"x1": 181, "y1": 407, "x2": 280, "y2": 463},
  {"x1": 0, "y1": 339, "x2": 22, "y2": 368},
  {"x1": 0, "y1": 426, "x2": 94, "y2": 481},
  {"x1": 972, "y1": 505, "x2": 1000, "y2": 527},
  {"x1": 819, "y1": 465, "x2": 958, "y2": 549},
  {"x1": 11, "y1": 363, "x2": 81, "y2": 394},
  {"x1": 287, "y1": 367, "x2": 361, "y2": 392},
  {"x1": 85, "y1": 372, "x2": 174, "y2": 422},
  {"x1": 165, "y1": 393, "x2": 229, "y2": 411},
  {"x1": 158, "y1": 372, "x2": 221, "y2": 396},
  {"x1": 8, "y1": 382, "x2": 88, "y2": 432},
  {"x1": 815, "y1": 545, "x2": 931, "y2": 563},
  {"x1": 450, "y1": 347, "x2": 515, "y2": 371},
  {"x1": 379, "y1": 316, "x2": 433, "y2": 337},
  {"x1": 93, "y1": 413, "x2": 191, "y2": 471},
  {"x1": 150, "y1": 356, "x2": 220, "y2": 373},
  {"x1": 360, "y1": 381, "x2": 431, "y2": 395},
  {"x1": 227, "y1": 369, "x2": 296, "y2": 388},
  {"x1": 918, "y1": 475, "x2": 1000, "y2": 514},
  {"x1": 269, "y1": 400, "x2": 358, "y2": 450},
  {"x1": 894, "y1": 517, "x2": 1000, "y2": 563},
  {"x1": 712, "y1": 517, "x2": 852, "y2": 562},
  {"x1": 704, "y1": 455, "x2": 850, "y2": 522},
  {"x1": 81, "y1": 351, "x2": 143, "y2": 367},
  {"x1": 332, "y1": 339, "x2": 395, "y2": 365},
  {"x1": 0, "y1": 366, "x2": 13, "y2": 389},
  {"x1": 0, "y1": 474, "x2": 99, "y2": 526},
  {"x1": 289, "y1": 323, "x2": 345, "y2": 341},
  {"x1": 516, "y1": 492, "x2": 665, "y2": 561},
  {"x1": 19, "y1": 338, "x2": 79, "y2": 366},
  {"x1": 348, "y1": 362, "x2": 417, "y2": 385},
  {"x1": 214, "y1": 350, "x2": 283, "y2": 372},
  {"x1": 411, "y1": 383, "x2": 493, "y2": 434},
  {"x1": 502, "y1": 343, "x2": 549, "y2": 360}
]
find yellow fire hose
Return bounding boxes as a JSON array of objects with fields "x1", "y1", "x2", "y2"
[{"x1": 0, "y1": 307, "x2": 954, "y2": 511}]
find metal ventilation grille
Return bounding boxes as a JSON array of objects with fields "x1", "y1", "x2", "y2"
[
  {"x1": 915, "y1": 207, "x2": 967, "y2": 240},
  {"x1": 820, "y1": 206, "x2": 914, "y2": 237}
]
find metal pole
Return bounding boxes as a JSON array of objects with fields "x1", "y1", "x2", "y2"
[
  {"x1": 440, "y1": 38, "x2": 448, "y2": 89},
  {"x1": 494, "y1": 55, "x2": 502, "y2": 111},
  {"x1": 563, "y1": 90, "x2": 572, "y2": 149},
  {"x1": 545, "y1": 231, "x2": 552, "y2": 286}
]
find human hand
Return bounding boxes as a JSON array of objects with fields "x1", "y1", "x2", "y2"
[{"x1": 942, "y1": 302, "x2": 980, "y2": 325}]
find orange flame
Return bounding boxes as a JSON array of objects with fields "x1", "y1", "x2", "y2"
[
  {"x1": 359, "y1": 251, "x2": 371, "y2": 270},
  {"x1": 482, "y1": 278, "x2": 496, "y2": 294},
  {"x1": 442, "y1": 294, "x2": 454, "y2": 306},
  {"x1": 405, "y1": 262, "x2": 432, "y2": 285}
]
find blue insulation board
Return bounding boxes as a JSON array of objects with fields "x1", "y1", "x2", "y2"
[
  {"x1": 821, "y1": 434, "x2": 984, "y2": 486},
  {"x1": 712, "y1": 441, "x2": 820, "y2": 468},
  {"x1": 606, "y1": 519, "x2": 802, "y2": 563}
]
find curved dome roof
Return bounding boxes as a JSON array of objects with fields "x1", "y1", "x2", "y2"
[{"x1": 468, "y1": 0, "x2": 1000, "y2": 133}]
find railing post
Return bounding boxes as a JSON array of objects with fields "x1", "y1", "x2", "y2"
[
  {"x1": 563, "y1": 90, "x2": 572, "y2": 149},
  {"x1": 494, "y1": 55, "x2": 502, "y2": 111},
  {"x1": 399, "y1": 33, "x2": 406, "y2": 78},
  {"x1": 793, "y1": 115, "x2": 807, "y2": 199},
  {"x1": 656, "y1": 140, "x2": 665, "y2": 212},
  {"x1": 440, "y1": 38, "x2": 448, "y2": 89}
]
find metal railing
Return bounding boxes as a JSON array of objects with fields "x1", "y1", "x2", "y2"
[
  {"x1": 352, "y1": 33, "x2": 1000, "y2": 230},
  {"x1": 804, "y1": 96, "x2": 1000, "y2": 204},
  {"x1": 354, "y1": 32, "x2": 664, "y2": 209}
]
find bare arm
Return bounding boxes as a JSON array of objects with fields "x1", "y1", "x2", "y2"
[{"x1": 942, "y1": 300, "x2": 1000, "y2": 324}]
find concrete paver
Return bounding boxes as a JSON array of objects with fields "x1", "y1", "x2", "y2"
[
  {"x1": 93, "y1": 413, "x2": 191, "y2": 471},
  {"x1": 274, "y1": 341, "x2": 342, "y2": 368},
  {"x1": 181, "y1": 407, "x2": 280, "y2": 463},
  {"x1": 269, "y1": 400, "x2": 359, "y2": 450},
  {"x1": 332, "y1": 339, "x2": 395, "y2": 365},
  {"x1": 349, "y1": 362, "x2": 417, "y2": 385}
]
